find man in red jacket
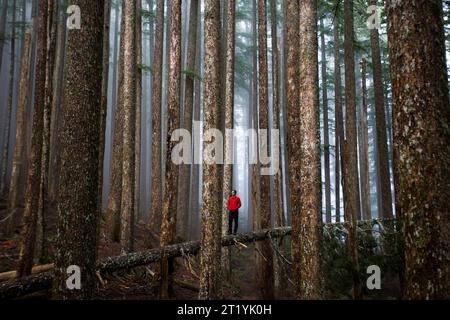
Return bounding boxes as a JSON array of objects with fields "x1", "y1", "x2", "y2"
[{"x1": 227, "y1": 190, "x2": 241, "y2": 235}]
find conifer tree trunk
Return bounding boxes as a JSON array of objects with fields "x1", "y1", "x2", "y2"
[
  {"x1": 17, "y1": 0, "x2": 48, "y2": 278},
  {"x1": 149, "y1": 0, "x2": 164, "y2": 232},
  {"x1": 134, "y1": 0, "x2": 142, "y2": 224},
  {"x1": 53, "y1": 0, "x2": 104, "y2": 299},
  {"x1": 369, "y1": 0, "x2": 392, "y2": 219},
  {"x1": 343, "y1": 0, "x2": 362, "y2": 299},
  {"x1": 297, "y1": 0, "x2": 321, "y2": 299},
  {"x1": 159, "y1": 0, "x2": 181, "y2": 299},
  {"x1": 386, "y1": 0, "x2": 450, "y2": 299},
  {"x1": 199, "y1": 0, "x2": 222, "y2": 300},
  {"x1": 119, "y1": 0, "x2": 137, "y2": 255},
  {"x1": 360, "y1": 58, "x2": 371, "y2": 220}
]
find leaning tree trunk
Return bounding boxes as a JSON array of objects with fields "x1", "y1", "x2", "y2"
[
  {"x1": 333, "y1": 12, "x2": 343, "y2": 223},
  {"x1": 297, "y1": 0, "x2": 322, "y2": 299},
  {"x1": 149, "y1": 0, "x2": 164, "y2": 233},
  {"x1": 159, "y1": 0, "x2": 181, "y2": 299},
  {"x1": 52, "y1": 0, "x2": 104, "y2": 299},
  {"x1": 221, "y1": 0, "x2": 235, "y2": 282},
  {"x1": 16, "y1": 0, "x2": 48, "y2": 278},
  {"x1": 386, "y1": 0, "x2": 450, "y2": 300},
  {"x1": 369, "y1": 0, "x2": 392, "y2": 219},
  {"x1": 199, "y1": 0, "x2": 222, "y2": 300},
  {"x1": 257, "y1": 0, "x2": 275, "y2": 300},
  {"x1": 119, "y1": 0, "x2": 137, "y2": 255},
  {"x1": 6, "y1": 33, "x2": 31, "y2": 235},
  {"x1": 343, "y1": 0, "x2": 362, "y2": 299},
  {"x1": 0, "y1": 0, "x2": 16, "y2": 198},
  {"x1": 320, "y1": 18, "x2": 331, "y2": 224}
]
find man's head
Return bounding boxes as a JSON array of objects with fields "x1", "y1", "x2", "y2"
[{"x1": 231, "y1": 190, "x2": 237, "y2": 197}]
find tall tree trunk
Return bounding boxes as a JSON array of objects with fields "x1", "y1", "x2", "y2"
[
  {"x1": 257, "y1": 0, "x2": 274, "y2": 300},
  {"x1": 220, "y1": 0, "x2": 235, "y2": 282},
  {"x1": 53, "y1": 0, "x2": 104, "y2": 299},
  {"x1": 333, "y1": 12, "x2": 343, "y2": 223},
  {"x1": 320, "y1": 18, "x2": 331, "y2": 223},
  {"x1": 6, "y1": 33, "x2": 31, "y2": 235},
  {"x1": 199, "y1": 0, "x2": 222, "y2": 300},
  {"x1": 159, "y1": 0, "x2": 181, "y2": 299},
  {"x1": 370, "y1": 0, "x2": 392, "y2": 219},
  {"x1": 178, "y1": 0, "x2": 199, "y2": 241},
  {"x1": 360, "y1": 58, "x2": 371, "y2": 220},
  {"x1": 134, "y1": 0, "x2": 142, "y2": 224},
  {"x1": 106, "y1": 7, "x2": 125, "y2": 242},
  {"x1": 149, "y1": 0, "x2": 164, "y2": 232},
  {"x1": 297, "y1": 0, "x2": 321, "y2": 299},
  {"x1": 16, "y1": 0, "x2": 48, "y2": 278},
  {"x1": 0, "y1": 0, "x2": 16, "y2": 198},
  {"x1": 36, "y1": 0, "x2": 58, "y2": 263},
  {"x1": 343, "y1": 0, "x2": 362, "y2": 299},
  {"x1": 285, "y1": 0, "x2": 301, "y2": 297},
  {"x1": 386, "y1": 0, "x2": 450, "y2": 300},
  {"x1": 119, "y1": 0, "x2": 137, "y2": 255},
  {"x1": 98, "y1": 0, "x2": 111, "y2": 216}
]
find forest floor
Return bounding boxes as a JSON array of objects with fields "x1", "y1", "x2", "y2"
[{"x1": 0, "y1": 201, "x2": 294, "y2": 300}]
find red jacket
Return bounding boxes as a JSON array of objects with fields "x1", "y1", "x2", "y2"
[{"x1": 228, "y1": 196, "x2": 241, "y2": 212}]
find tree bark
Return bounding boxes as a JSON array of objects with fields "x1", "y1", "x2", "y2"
[
  {"x1": 199, "y1": 0, "x2": 222, "y2": 300},
  {"x1": 17, "y1": 0, "x2": 48, "y2": 278},
  {"x1": 52, "y1": 0, "x2": 104, "y2": 299},
  {"x1": 297, "y1": 0, "x2": 322, "y2": 299},
  {"x1": 0, "y1": 0, "x2": 8, "y2": 74},
  {"x1": 159, "y1": 0, "x2": 181, "y2": 299},
  {"x1": 369, "y1": 0, "x2": 392, "y2": 219},
  {"x1": 333, "y1": 13, "x2": 343, "y2": 223},
  {"x1": 134, "y1": 0, "x2": 142, "y2": 224},
  {"x1": 343, "y1": 0, "x2": 362, "y2": 299},
  {"x1": 149, "y1": 0, "x2": 164, "y2": 233},
  {"x1": 386, "y1": 0, "x2": 450, "y2": 300},
  {"x1": 119, "y1": 0, "x2": 137, "y2": 255}
]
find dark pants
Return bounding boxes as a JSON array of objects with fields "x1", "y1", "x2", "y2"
[{"x1": 228, "y1": 210, "x2": 239, "y2": 235}]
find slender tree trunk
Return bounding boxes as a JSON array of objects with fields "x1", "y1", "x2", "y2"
[
  {"x1": 220, "y1": 0, "x2": 235, "y2": 282},
  {"x1": 343, "y1": 0, "x2": 362, "y2": 299},
  {"x1": 0, "y1": 0, "x2": 16, "y2": 198},
  {"x1": 285, "y1": 0, "x2": 301, "y2": 297},
  {"x1": 53, "y1": 0, "x2": 104, "y2": 299},
  {"x1": 320, "y1": 18, "x2": 331, "y2": 223},
  {"x1": 106, "y1": 7, "x2": 125, "y2": 242},
  {"x1": 333, "y1": 13, "x2": 343, "y2": 223},
  {"x1": 119, "y1": 0, "x2": 137, "y2": 255},
  {"x1": 199, "y1": 0, "x2": 222, "y2": 300},
  {"x1": 256, "y1": 0, "x2": 274, "y2": 300},
  {"x1": 149, "y1": 0, "x2": 164, "y2": 232},
  {"x1": 297, "y1": 0, "x2": 322, "y2": 299},
  {"x1": 159, "y1": 0, "x2": 181, "y2": 299},
  {"x1": 178, "y1": 0, "x2": 199, "y2": 241},
  {"x1": 370, "y1": 0, "x2": 392, "y2": 219},
  {"x1": 360, "y1": 58, "x2": 371, "y2": 220},
  {"x1": 6, "y1": 33, "x2": 31, "y2": 235},
  {"x1": 16, "y1": 0, "x2": 48, "y2": 278},
  {"x1": 98, "y1": 0, "x2": 111, "y2": 216},
  {"x1": 35, "y1": 0, "x2": 58, "y2": 263},
  {"x1": 134, "y1": 0, "x2": 142, "y2": 224},
  {"x1": 386, "y1": 0, "x2": 450, "y2": 300}
]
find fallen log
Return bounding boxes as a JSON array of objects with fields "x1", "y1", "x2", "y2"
[
  {"x1": 0, "y1": 264, "x2": 54, "y2": 282},
  {"x1": 0, "y1": 227, "x2": 291, "y2": 299}
]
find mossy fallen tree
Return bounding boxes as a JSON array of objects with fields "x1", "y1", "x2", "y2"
[{"x1": 0, "y1": 227, "x2": 292, "y2": 299}]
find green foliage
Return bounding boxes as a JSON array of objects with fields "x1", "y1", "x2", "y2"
[{"x1": 182, "y1": 69, "x2": 202, "y2": 82}]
